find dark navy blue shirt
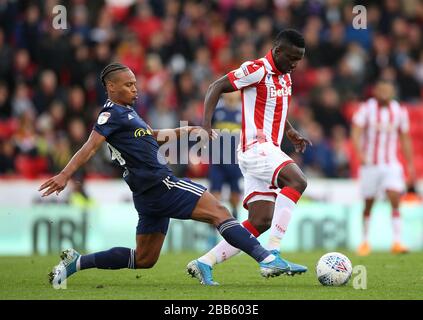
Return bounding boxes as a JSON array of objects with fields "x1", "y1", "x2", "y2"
[
  {"x1": 210, "y1": 104, "x2": 242, "y2": 164},
  {"x1": 93, "y1": 99, "x2": 172, "y2": 194}
]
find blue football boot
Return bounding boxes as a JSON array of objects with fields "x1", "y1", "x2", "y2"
[
  {"x1": 259, "y1": 254, "x2": 290, "y2": 278},
  {"x1": 48, "y1": 249, "x2": 81, "y2": 286},
  {"x1": 187, "y1": 260, "x2": 219, "y2": 286},
  {"x1": 270, "y1": 249, "x2": 308, "y2": 276}
]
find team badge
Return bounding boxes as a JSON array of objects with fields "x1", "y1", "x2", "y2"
[
  {"x1": 97, "y1": 112, "x2": 111, "y2": 125},
  {"x1": 234, "y1": 68, "x2": 245, "y2": 79}
]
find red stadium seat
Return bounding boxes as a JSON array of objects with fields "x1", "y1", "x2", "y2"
[
  {"x1": 15, "y1": 155, "x2": 48, "y2": 179},
  {"x1": 0, "y1": 119, "x2": 18, "y2": 140},
  {"x1": 406, "y1": 106, "x2": 423, "y2": 178}
]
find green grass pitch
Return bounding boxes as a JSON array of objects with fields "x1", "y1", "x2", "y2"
[{"x1": 1, "y1": 251, "x2": 422, "y2": 300}]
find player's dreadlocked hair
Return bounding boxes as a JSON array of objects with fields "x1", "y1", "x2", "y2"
[
  {"x1": 100, "y1": 63, "x2": 129, "y2": 87},
  {"x1": 274, "y1": 29, "x2": 305, "y2": 49}
]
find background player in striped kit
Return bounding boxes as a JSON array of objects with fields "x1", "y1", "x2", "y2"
[
  {"x1": 352, "y1": 79, "x2": 415, "y2": 256},
  {"x1": 188, "y1": 29, "x2": 312, "y2": 285}
]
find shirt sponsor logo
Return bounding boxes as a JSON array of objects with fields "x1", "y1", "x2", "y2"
[
  {"x1": 134, "y1": 128, "x2": 152, "y2": 138},
  {"x1": 269, "y1": 85, "x2": 291, "y2": 98}
]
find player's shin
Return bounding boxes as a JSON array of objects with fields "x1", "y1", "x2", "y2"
[
  {"x1": 78, "y1": 247, "x2": 136, "y2": 270},
  {"x1": 267, "y1": 187, "x2": 300, "y2": 251},
  {"x1": 392, "y1": 208, "x2": 402, "y2": 243},
  {"x1": 216, "y1": 218, "x2": 273, "y2": 263},
  {"x1": 198, "y1": 220, "x2": 261, "y2": 267}
]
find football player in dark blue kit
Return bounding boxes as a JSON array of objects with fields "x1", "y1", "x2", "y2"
[
  {"x1": 209, "y1": 91, "x2": 243, "y2": 219},
  {"x1": 40, "y1": 63, "x2": 289, "y2": 286}
]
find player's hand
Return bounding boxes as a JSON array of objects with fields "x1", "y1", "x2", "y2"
[
  {"x1": 407, "y1": 163, "x2": 416, "y2": 183},
  {"x1": 38, "y1": 172, "x2": 69, "y2": 197},
  {"x1": 359, "y1": 154, "x2": 367, "y2": 165},
  {"x1": 286, "y1": 128, "x2": 312, "y2": 153},
  {"x1": 198, "y1": 124, "x2": 218, "y2": 140}
]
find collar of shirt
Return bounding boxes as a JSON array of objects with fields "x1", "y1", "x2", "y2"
[
  {"x1": 265, "y1": 50, "x2": 283, "y2": 76},
  {"x1": 107, "y1": 98, "x2": 133, "y2": 110}
]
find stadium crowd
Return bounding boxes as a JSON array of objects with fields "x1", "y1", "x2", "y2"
[{"x1": 0, "y1": 0, "x2": 422, "y2": 180}]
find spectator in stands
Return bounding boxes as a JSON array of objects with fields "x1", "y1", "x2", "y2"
[
  {"x1": 0, "y1": 81, "x2": 11, "y2": 120},
  {"x1": 311, "y1": 86, "x2": 348, "y2": 138},
  {"x1": 303, "y1": 121, "x2": 336, "y2": 177},
  {"x1": 33, "y1": 70, "x2": 65, "y2": 115},
  {"x1": 0, "y1": 139, "x2": 15, "y2": 174},
  {"x1": 0, "y1": 0, "x2": 421, "y2": 180},
  {"x1": 0, "y1": 28, "x2": 12, "y2": 86},
  {"x1": 11, "y1": 82, "x2": 35, "y2": 117}
]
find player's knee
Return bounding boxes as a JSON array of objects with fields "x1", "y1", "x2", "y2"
[
  {"x1": 287, "y1": 175, "x2": 307, "y2": 194},
  {"x1": 212, "y1": 204, "x2": 232, "y2": 227},
  {"x1": 277, "y1": 170, "x2": 307, "y2": 193}
]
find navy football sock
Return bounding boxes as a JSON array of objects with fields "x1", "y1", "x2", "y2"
[
  {"x1": 217, "y1": 218, "x2": 271, "y2": 262},
  {"x1": 80, "y1": 247, "x2": 136, "y2": 270}
]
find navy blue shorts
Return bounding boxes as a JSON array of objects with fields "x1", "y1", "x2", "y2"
[
  {"x1": 208, "y1": 164, "x2": 242, "y2": 193},
  {"x1": 134, "y1": 175, "x2": 206, "y2": 235}
]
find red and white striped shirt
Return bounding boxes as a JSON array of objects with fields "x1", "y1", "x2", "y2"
[
  {"x1": 353, "y1": 98, "x2": 409, "y2": 165},
  {"x1": 227, "y1": 51, "x2": 292, "y2": 152}
]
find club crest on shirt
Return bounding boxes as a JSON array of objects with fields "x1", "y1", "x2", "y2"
[
  {"x1": 234, "y1": 68, "x2": 246, "y2": 79},
  {"x1": 97, "y1": 112, "x2": 111, "y2": 125}
]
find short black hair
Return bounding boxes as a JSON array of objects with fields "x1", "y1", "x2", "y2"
[
  {"x1": 274, "y1": 29, "x2": 305, "y2": 49},
  {"x1": 100, "y1": 63, "x2": 129, "y2": 87}
]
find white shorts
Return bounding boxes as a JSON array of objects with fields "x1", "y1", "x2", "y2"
[
  {"x1": 237, "y1": 141, "x2": 294, "y2": 209},
  {"x1": 359, "y1": 163, "x2": 406, "y2": 199}
]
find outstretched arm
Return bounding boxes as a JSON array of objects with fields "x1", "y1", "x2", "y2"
[
  {"x1": 285, "y1": 120, "x2": 312, "y2": 153},
  {"x1": 203, "y1": 75, "x2": 236, "y2": 135},
  {"x1": 351, "y1": 124, "x2": 365, "y2": 164},
  {"x1": 39, "y1": 130, "x2": 106, "y2": 197}
]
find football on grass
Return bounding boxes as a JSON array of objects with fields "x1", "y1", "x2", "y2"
[{"x1": 316, "y1": 252, "x2": 352, "y2": 286}]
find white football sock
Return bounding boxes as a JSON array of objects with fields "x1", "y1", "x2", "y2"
[
  {"x1": 363, "y1": 216, "x2": 370, "y2": 242},
  {"x1": 198, "y1": 220, "x2": 261, "y2": 267},
  {"x1": 197, "y1": 240, "x2": 240, "y2": 267},
  {"x1": 267, "y1": 193, "x2": 296, "y2": 251},
  {"x1": 392, "y1": 217, "x2": 402, "y2": 243}
]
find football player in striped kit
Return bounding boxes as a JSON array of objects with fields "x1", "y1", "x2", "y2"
[
  {"x1": 188, "y1": 29, "x2": 312, "y2": 285},
  {"x1": 352, "y1": 79, "x2": 415, "y2": 256}
]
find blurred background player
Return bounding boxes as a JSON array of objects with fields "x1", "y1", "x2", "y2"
[
  {"x1": 207, "y1": 91, "x2": 242, "y2": 247},
  {"x1": 352, "y1": 79, "x2": 415, "y2": 256},
  {"x1": 209, "y1": 91, "x2": 242, "y2": 218}
]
